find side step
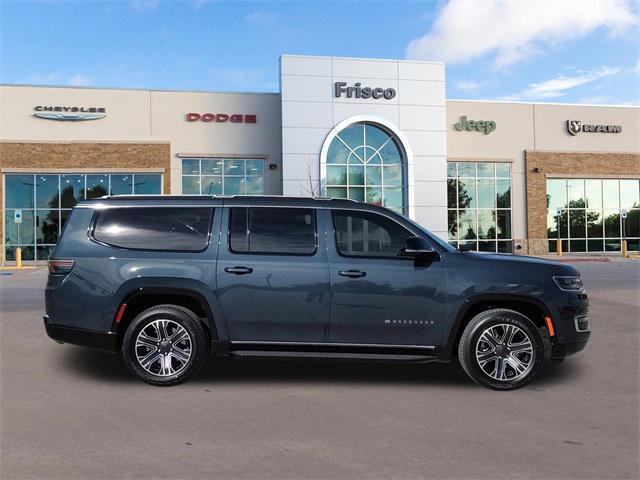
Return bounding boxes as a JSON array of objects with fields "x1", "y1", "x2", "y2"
[{"x1": 227, "y1": 350, "x2": 437, "y2": 363}]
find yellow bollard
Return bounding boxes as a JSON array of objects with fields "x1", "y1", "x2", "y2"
[
  {"x1": 16, "y1": 247, "x2": 22, "y2": 269},
  {"x1": 556, "y1": 239, "x2": 562, "y2": 256},
  {"x1": 621, "y1": 240, "x2": 628, "y2": 258}
]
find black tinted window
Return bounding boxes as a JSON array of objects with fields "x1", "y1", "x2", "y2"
[
  {"x1": 94, "y1": 207, "x2": 212, "y2": 251},
  {"x1": 332, "y1": 210, "x2": 412, "y2": 257},
  {"x1": 229, "y1": 207, "x2": 316, "y2": 255}
]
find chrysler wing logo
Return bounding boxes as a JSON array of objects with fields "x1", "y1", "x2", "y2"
[
  {"x1": 33, "y1": 106, "x2": 107, "y2": 121},
  {"x1": 567, "y1": 120, "x2": 582, "y2": 136}
]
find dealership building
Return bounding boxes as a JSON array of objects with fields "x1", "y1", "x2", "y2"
[{"x1": 1, "y1": 55, "x2": 639, "y2": 262}]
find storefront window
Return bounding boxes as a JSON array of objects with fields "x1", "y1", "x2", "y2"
[
  {"x1": 181, "y1": 158, "x2": 265, "y2": 195},
  {"x1": 447, "y1": 162, "x2": 512, "y2": 253},
  {"x1": 324, "y1": 122, "x2": 406, "y2": 214},
  {"x1": 546, "y1": 178, "x2": 640, "y2": 253},
  {"x1": 3, "y1": 173, "x2": 162, "y2": 261}
]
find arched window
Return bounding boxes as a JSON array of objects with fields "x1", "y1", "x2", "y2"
[{"x1": 324, "y1": 122, "x2": 406, "y2": 214}]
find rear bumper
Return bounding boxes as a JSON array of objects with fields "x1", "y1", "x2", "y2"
[{"x1": 44, "y1": 315, "x2": 118, "y2": 352}]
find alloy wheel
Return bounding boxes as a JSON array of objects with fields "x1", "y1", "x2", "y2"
[
  {"x1": 475, "y1": 323, "x2": 534, "y2": 382},
  {"x1": 135, "y1": 319, "x2": 192, "y2": 377}
]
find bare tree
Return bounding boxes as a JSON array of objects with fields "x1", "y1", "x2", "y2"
[{"x1": 298, "y1": 160, "x2": 320, "y2": 197}]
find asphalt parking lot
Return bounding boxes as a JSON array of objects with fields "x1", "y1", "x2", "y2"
[{"x1": 1, "y1": 260, "x2": 638, "y2": 479}]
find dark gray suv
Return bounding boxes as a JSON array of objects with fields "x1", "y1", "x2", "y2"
[{"x1": 44, "y1": 195, "x2": 590, "y2": 390}]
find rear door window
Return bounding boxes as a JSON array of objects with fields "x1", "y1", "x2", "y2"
[
  {"x1": 93, "y1": 207, "x2": 212, "y2": 251},
  {"x1": 229, "y1": 207, "x2": 316, "y2": 255}
]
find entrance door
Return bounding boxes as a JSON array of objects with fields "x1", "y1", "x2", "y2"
[
  {"x1": 216, "y1": 206, "x2": 331, "y2": 343},
  {"x1": 326, "y1": 209, "x2": 446, "y2": 346}
]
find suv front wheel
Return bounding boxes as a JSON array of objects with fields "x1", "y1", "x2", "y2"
[
  {"x1": 458, "y1": 308, "x2": 545, "y2": 390},
  {"x1": 122, "y1": 305, "x2": 209, "y2": 386}
]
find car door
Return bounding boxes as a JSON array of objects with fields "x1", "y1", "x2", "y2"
[
  {"x1": 216, "y1": 206, "x2": 331, "y2": 343},
  {"x1": 326, "y1": 208, "x2": 446, "y2": 346}
]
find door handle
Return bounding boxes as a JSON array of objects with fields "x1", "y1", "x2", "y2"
[
  {"x1": 224, "y1": 266, "x2": 254, "y2": 275},
  {"x1": 338, "y1": 270, "x2": 367, "y2": 278}
]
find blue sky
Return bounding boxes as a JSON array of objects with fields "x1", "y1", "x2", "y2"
[{"x1": 1, "y1": 0, "x2": 638, "y2": 105}]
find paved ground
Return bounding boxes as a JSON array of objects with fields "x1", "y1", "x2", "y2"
[{"x1": 1, "y1": 260, "x2": 638, "y2": 479}]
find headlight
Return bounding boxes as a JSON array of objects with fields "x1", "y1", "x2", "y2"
[{"x1": 553, "y1": 276, "x2": 584, "y2": 291}]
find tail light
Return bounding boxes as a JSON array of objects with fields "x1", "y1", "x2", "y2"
[{"x1": 48, "y1": 259, "x2": 75, "y2": 275}]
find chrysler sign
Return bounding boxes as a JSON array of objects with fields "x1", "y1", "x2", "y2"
[
  {"x1": 567, "y1": 120, "x2": 622, "y2": 136},
  {"x1": 34, "y1": 105, "x2": 107, "y2": 121}
]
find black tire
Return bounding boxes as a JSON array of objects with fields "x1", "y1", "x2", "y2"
[
  {"x1": 458, "y1": 308, "x2": 545, "y2": 390},
  {"x1": 122, "y1": 304, "x2": 209, "y2": 386}
]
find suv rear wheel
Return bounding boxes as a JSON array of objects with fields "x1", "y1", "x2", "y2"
[
  {"x1": 458, "y1": 308, "x2": 545, "y2": 390},
  {"x1": 122, "y1": 305, "x2": 209, "y2": 386}
]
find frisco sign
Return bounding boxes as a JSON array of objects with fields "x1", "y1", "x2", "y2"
[
  {"x1": 334, "y1": 82, "x2": 396, "y2": 100},
  {"x1": 567, "y1": 120, "x2": 622, "y2": 136},
  {"x1": 186, "y1": 113, "x2": 256, "y2": 123},
  {"x1": 34, "y1": 105, "x2": 107, "y2": 121}
]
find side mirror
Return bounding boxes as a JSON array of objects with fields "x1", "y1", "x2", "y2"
[{"x1": 404, "y1": 236, "x2": 440, "y2": 261}]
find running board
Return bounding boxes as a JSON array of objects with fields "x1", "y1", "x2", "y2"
[{"x1": 227, "y1": 350, "x2": 438, "y2": 363}]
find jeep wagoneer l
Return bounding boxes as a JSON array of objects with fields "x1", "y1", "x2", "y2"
[{"x1": 45, "y1": 196, "x2": 590, "y2": 390}]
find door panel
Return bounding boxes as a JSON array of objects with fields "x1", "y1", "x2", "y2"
[
  {"x1": 326, "y1": 209, "x2": 446, "y2": 346},
  {"x1": 216, "y1": 207, "x2": 331, "y2": 342}
]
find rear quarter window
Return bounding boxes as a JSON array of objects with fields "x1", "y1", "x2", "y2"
[{"x1": 93, "y1": 207, "x2": 213, "y2": 251}]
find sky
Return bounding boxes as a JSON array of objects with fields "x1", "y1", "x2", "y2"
[{"x1": 1, "y1": 0, "x2": 639, "y2": 105}]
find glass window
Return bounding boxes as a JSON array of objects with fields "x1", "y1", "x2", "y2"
[
  {"x1": 325, "y1": 122, "x2": 406, "y2": 214},
  {"x1": 5, "y1": 175, "x2": 35, "y2": 208},
  {"x1": 332, "y1": 210, "x2": 412, "y2": 258},
  {"x1": 181, "y1": 158, "x2": 264, "y2": 196},
  {"x1": 133, "y1": 174, "x2": 162, "y2": 195},
  {"x1": 585, "y1": 180, "x2": 602, "y2": 209},
  {"x1": 602, "y1": 180, "x2": 619, "y2": 209},
  {"x1": 86, "y1": 175, "x2": 109, "y2": 199},
  {"x1": 546, "y1": 179, "x2": 640, "y2": 253},
  {"x1": 94, "y1": 207, "x2": 212, "y2": 251},
  {"x1": 547, "y1": 180, "x2": 566, "y2": 209},
  {"x1": 110, "y1": 175, "x2": 133, "y2": 195},
  {"x1": 447, "y1": 161, "x2": 512, "y2": 253},
  {"x1": 35, "y1": 210, "x2": 59, "y2": 245},
  {"x1": 60, "y1": 175, "x2": 84, "y2": 208},
  {"x1": 620, "y1": 180, "x2": 639, "y2": 210},
  {"x1": 3, "y1": 173, "x2": 162, "y2": 262},
  {"x1": 35, "y1": 175, "x2": 59, "y2": 209},
  {"x1": 229, "y1": 207, "x2": 316, "y2": 255},
  {"x1": 567, "y1": 179, "x2": 585, "y2": 208}
]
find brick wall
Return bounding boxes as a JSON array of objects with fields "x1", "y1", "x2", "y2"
[
  {"x1": 525, "y1": 151, "x2": 640, "y2": 255},
  {"x1": 0, "y1": 141, "x2": 171, "y2": 261}
]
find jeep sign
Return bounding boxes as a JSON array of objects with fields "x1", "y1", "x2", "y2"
[
  {"x1": 334, "y1": 82, "x2": 396, "y2": 100},
  {"x1": 454, "y1": 116, "x2": 496, "y2": 135}
]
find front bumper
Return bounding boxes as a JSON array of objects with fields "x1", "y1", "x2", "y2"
[{"x1": 44, "y1": 315, "x2": 118, "y2": 352}]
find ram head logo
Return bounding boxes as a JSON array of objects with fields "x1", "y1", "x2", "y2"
[{"x1": 567, "y1": 120, "x2": 582, "y2": 136}]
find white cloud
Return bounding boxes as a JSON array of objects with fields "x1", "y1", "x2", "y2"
[
  {"x1": 131, "y1": 0, "x2": 159, "y2": 11},
  {"x1": 68, "y1": 74, "x2": 93, "y2": 87},
  {"x1": 454, "y1": 80, "x2": 484, "y2": 93},
  {"x1": 22, "y1": 73, "x2": 61, "y2": 84},
  {"x1": 503, "y1": 66, "x2": 620, "y2": 100},
  {"x1": 406, "y1": 0, "x2": 637, "y2": 68},
  {"x1": 244, "y1": 11, "x2": 278, "y2": 28}
]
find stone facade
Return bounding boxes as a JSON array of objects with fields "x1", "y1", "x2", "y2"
[
  {"x1": 0, "y1": 141, "x2": 171, "y2": 260},
  {"x1": 525, "y1": 150, "x2": 640, "y2": 255}
]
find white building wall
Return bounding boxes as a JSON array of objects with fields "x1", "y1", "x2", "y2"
[{"x1": 280, "y1": 55, "x2": 448, "y2": 238}]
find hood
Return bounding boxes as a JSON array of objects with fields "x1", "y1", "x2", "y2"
[{"x1": 462, "y1": 252, "x2": 580, "y2": 276}]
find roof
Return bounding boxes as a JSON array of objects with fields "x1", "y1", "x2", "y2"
[{"x1": 78, "y1": 194, "x2": 364, "y2": 209}]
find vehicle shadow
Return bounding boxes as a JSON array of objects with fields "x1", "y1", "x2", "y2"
[{"x1": 58, "y1": 347, "x2": 583, "y2": 388}]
